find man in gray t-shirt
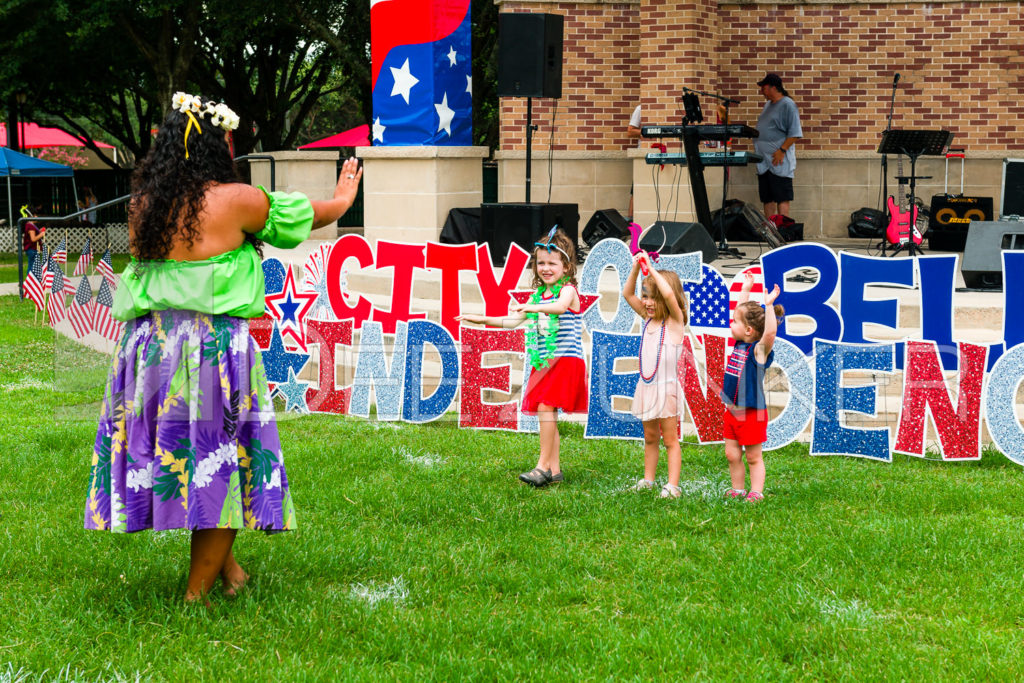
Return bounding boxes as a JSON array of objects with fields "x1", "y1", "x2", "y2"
[{"x1": 753, "y1": 73, "x2": 802, "y2": 218}]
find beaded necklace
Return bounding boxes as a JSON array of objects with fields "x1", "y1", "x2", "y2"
[
  {"x1": 638, "y1": 318, "x2": 666, "y2": 384},
  {"x1": 524, "y1": 276, "x2": 569, "y2": 370}
]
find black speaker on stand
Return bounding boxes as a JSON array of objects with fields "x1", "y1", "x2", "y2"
[
  {"x1": 497, "y1": 13, "x2": 563, "y2": 98},
  {"x1": 582, "y1": 209, "x2": 631, "y2": 247},
  {"x1": 496, "y1": 13, "x2": 563, "y2": 203},
  {"x1": 480, "y1": 203, "x2": 579, "y2": 265}
]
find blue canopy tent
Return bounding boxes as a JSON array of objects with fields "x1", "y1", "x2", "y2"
[{"x1": 0, "y1": 147, "x2": 77, "y2": 250}]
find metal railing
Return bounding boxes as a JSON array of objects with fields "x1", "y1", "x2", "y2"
[{"x1": 16, "y1": 155, "x2": 277, "y2": 298}]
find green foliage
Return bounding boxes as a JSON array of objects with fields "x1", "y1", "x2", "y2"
[{"x1": 7, "y1": 294, "x2": 1022, "y2": 677}]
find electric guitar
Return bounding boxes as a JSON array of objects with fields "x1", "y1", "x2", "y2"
[{"x1": 886, "y1": 155, "x2": 923, "y2": 245}]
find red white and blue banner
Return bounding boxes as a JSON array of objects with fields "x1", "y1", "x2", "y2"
[
  {"x1": 251, "y1": 236, "x2": 1024, "y2": 465},
  {"x1": 370, "y1": 0, "x2": 473, "y2": 146}
]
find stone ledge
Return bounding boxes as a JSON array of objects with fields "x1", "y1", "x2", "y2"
[
  {"x1": 357, "y1": 146, "x2": 490, "y2": 159},
  {"x1": 247, "y1": 150, "x2": 339, "y2": 161},
  {"x1": 495, "y1": 149, "x2": 629, "y2": 160}
]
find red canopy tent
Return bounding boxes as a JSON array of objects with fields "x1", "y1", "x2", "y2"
[
  {"x1": 0, "y1": 122, "x2": 115, "y2": 149},
  {"x1": 297, "y1": 124, "x2": 370, "y2": 149}
]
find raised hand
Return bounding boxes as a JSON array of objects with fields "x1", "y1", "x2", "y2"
[
  {"x1": 742, "y1": 271, "x2": 755, "y2": 292},
  {"x1": 334, "y1": 157, "x2": 363, "y2": 207},
  {"x1": 765, "y1": 283, "x2": 781, "y2": 305}
]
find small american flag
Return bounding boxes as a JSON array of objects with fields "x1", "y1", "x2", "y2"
[
  {"x1": 52, "y1": 236, "x2": 67, "y2": 265},
  {"x1": 47, "y1": 268, "x2": 67, "y2": 325},
  {"x1": 42, "y1": 253, "x2": 57, "y2": 292},
  {"x1": 92, "y1": 278, "x2": 124, "y2": 341},
  {"x1": 68, "y1": 276, "x2": 94, "y2": 338},
  {"x1": 683, "y1": 264, "x2": 731, "y2": 332},
  {"x1": 95, "y1": 248, "x2": 115, "y2": 287},
  {"x1": 73, "y1": 237, "x2": 93, "y2": 276},
  {"x1": 23, "y1": 252, "x2": 45, "y2": 312}
]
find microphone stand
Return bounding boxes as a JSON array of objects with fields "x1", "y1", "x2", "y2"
[
  {"x1": 684, "y1": 88, "x2": 743, "y2": 258},
  {"x1": 879, "y1": 74, "x2": 899, "y2": 255}
]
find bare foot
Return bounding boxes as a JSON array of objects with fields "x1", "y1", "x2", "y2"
[
  {"x1": 183, "y1": 591, "x2": 211, "y2": 607},
  {"x1": 221, "y1": 556, "x2": 249, "y2": 597}
]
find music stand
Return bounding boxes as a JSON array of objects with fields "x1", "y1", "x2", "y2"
[{"x1": 877, "y1": 129, "x2": 953, "y2": 257}]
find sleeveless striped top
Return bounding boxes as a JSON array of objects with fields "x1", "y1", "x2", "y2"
[{"x1": 528, "y1": 285, "x2": 584, "y2": 361}]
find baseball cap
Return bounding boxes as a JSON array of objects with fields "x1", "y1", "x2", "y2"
[{"x1": 757, "y1": 73, "x2": 784, "y2": 88}]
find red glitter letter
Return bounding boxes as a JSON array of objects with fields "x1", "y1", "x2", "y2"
[
  {"x1": 895, "y1": 340, "x2": 986, "y2": 460},
  {"x1": 459, "y1": 326, "x2": 525, "y2": 430}
]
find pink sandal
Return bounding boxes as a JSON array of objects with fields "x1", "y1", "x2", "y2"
[
  {"x1": 725, "y1": 488, "x2": 747, "y2": 499},
  {"x1": 746, "y1": 491, "x2": 764, "y2": 502}
]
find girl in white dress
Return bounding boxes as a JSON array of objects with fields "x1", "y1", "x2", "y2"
[{"x1": 622, "y1": 251, "x2": 690, "y2": 498}]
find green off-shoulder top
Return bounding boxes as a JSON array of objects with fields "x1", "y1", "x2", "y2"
[{"x1": 112, "y1": 186, "x2": 314, "y2": 321}]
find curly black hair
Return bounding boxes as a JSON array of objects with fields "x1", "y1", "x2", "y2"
[{"x1": 129, "y1": 100, "x2": 260, "y2": 260}]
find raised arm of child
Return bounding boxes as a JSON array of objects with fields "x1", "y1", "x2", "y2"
[
  {"x1": 622, "y1": 252, "x2": 648, "y2": 317},
  {"x1": 456, "y1": 309, "x2": 527, "y2": 329},
  {"x1": 758, "y1": 283, "x2": 782, "y2": 359},
  {"x1": 737, "y1": 271, "x2": 755, "y2": 305}
]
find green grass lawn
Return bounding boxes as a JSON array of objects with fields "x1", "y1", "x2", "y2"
[
  {"x1": 0, "y1": 253, "x2": 132, "y2": 285},
  {"x1": 1, "y1": 293, "x2": 1023, "y2": 680}
]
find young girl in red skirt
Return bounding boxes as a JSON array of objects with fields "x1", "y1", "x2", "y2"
[
  {"x1": 722, "y1": 272, "x2": 784, "y2": 502},
  {"x1": 458, "y1": 228, "x2": 587, "y2": 487}
]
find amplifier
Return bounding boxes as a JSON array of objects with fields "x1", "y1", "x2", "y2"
[{"x1": 927, "y1": 194, "x2": 994, "y2": 251}]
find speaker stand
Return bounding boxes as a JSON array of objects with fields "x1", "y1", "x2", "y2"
[{"x1": 524, "y1": 97, "x2": 539, "y2": 202}]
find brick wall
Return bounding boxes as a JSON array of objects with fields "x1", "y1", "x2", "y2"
[
  {"x1": 499, "y1": 2, "x2": 642, "y2": 153},
  {"x1": 718, "y1": 2, "x2": 1024, "y2": 153},
  {"x1": 499, "y1": 0, "x2": 1024, "y2": 154}
]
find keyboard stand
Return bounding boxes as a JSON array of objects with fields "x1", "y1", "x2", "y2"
[{"x1": 683, "y1": 127, "x2": 740, "y2": 259}]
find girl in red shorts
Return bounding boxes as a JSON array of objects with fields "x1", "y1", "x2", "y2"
[
  {"x1": 721, "y1": 272, "x2": 784, "y2": 502},
  {"x1": 457, "y1": 228, "x2": 587, "y2": 487}
]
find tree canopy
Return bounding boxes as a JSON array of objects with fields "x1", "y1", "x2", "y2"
[{"x1": 0, "y1": 0, "x2": 496, "y2": 168}]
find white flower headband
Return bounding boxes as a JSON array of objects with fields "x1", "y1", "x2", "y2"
[
  {"x1": 171, "y1": 91, "x2": 240, "y2": 159},
  {"x1": 171, "y1": 92, "x2": 240, "y2": 131}
]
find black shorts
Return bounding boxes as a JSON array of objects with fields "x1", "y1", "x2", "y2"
[{"x1": 758, "y1": 172, "x2": 794, "y2": 204}]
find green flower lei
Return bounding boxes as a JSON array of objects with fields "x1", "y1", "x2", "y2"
[{"x1": 524, "y1": 276, "x2": 569, "y2": 370}]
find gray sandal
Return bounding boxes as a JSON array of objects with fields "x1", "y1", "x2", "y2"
[{"x1": 519, "y1": 468, "x2": 552, "y2": 487}]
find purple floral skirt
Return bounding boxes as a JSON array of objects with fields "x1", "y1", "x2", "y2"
[{"x1": 84, "y1": 310, "x2": 296, "y2": 533}]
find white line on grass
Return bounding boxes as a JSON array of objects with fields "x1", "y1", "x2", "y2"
[
  {"x1": 0, "y1": 378, "x2": 51, "y2": 392},
  {"x1": 818, "y1": 597, "x2": 876, "y2": 627},
  {"x1": 391, "y1": 445, "x2": 446, "y2": 467},
  {"x1": 348, "y1": 576, "x2": 408, "y2": 608},
  {"x1": 0, "y1": 663, "x2": 143, "y2": 683}
]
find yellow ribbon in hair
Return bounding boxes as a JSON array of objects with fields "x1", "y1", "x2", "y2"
[{"x1": 183, "y1": 110, "x2": 203, "y2": 159}]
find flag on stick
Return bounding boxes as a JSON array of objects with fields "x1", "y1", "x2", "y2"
[
  {"x1": 68, "y1": 276, "x2": 94, "y2": 338},
  {"x1": 42, "y1": 253, "x2": 58, "y2": 292},
  {"x1": 95, "y1": 248, "x2": 115, "y2": 287},
  {"x1": 92, "y1": 278, "x2": 124, "y2": 341},
  {"x1": 47, "y1": 268, "x2": 67, "y2": 325},
  {"x1": 23, "y1": 251, "x2": 45, "y2": 312},
  {"x1": 73, "y1": 237, "x2": 93, "y2": 276},
  {"x1": 52, "y1": 236, "x2": 67, "y2": 265}
]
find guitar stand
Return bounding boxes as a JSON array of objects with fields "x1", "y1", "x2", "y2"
[
  {"x1": 877, "y1": 128, "x2": 954, "y2": 258},
  {"x1": 887, "y1": 160, "x2": 929, "y2": 258}
]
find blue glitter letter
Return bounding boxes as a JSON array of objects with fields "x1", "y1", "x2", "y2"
[
  {"x1": 402, "y1": 320, "x2": 460, "y2": 423},
  {"x1": 811, "y1": 340, "x2": 895, "y2": 461},
  {"x1": 762, "y1": 243, "x2": 841, "y2": 355},
  {"x1": 585, "y1": 331, "x2": 643, "y2": 440}
]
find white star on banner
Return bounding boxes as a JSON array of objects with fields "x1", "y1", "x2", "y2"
[
  {"x1": 373, "y1": 117, "x2": 386, "y2": 143},
  {"x1": 390, "y1": 58, "x2": 419, "y2": 104},
  {"x1": 447, "y1": 46, "x2": 457, "y2": 67},
  {"x1": 435, "y1": 93, "x2": 454, "y2": 136},
  {"x1": 466, "y1": 75, "x2": 472, "y2": 95}
]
